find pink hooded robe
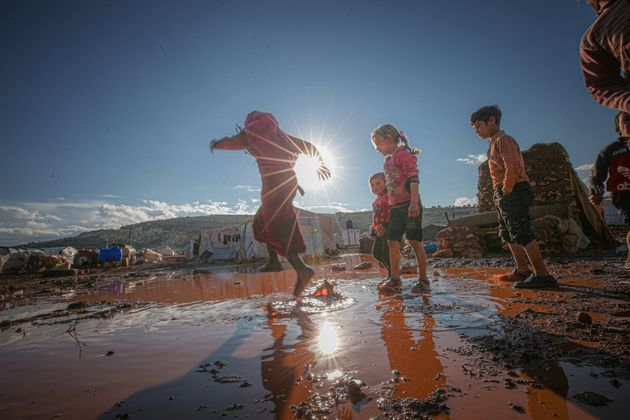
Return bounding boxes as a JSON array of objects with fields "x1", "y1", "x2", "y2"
[{"x1": 212, "y1": 111, "x2": 306, "y2": 257}]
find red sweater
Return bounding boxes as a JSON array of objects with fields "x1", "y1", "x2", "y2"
[{"x1": 371, "y1": 193, "x2": 390, "y2": 236}]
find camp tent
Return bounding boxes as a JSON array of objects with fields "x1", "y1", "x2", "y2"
[
  {"x1": 198, "y1": 220, "x2": 267, "y2": 262},
  {"x1": 196, "y1": 209, "x2": 336, "y2": 262}
]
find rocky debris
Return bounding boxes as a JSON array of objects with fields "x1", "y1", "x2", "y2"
[
  {"x1": 290, "y1": 374, "x2": 367, "y2": 418},
  {"x1": 331, "y1": 265, "x2": 346, "y2": 272},
  {"x1": 377, "y1": 386, "x2": 461, "y2": 418},
  {"x1": 531, "y1": 215, "x2": 590, "y2": 253},
  {"x1": 196, "y1": 360, "x2": 253, "y2": 387},
  {"x1": 400, "y1": 260, "x2": 418, "y2": 274},
  {"x1": 572, "y1": 391, "x2": 613, "y2": 406},
  {"x1": 435, "y1": 226, "x2": 483, "y2": 258}
]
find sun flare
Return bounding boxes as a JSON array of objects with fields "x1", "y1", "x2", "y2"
[
  {"x1": 318, "y1": 321, "x2": 338, "y2": 355},
  {"x1": 294, "y1": 144, "x2": 336, "y2": 191}
]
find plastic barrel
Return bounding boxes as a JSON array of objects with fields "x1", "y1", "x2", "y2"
[
  {"x1": 423, "y1": 242, "x2": 438, "y2": 254},
  {"x1": 98, "y1": 247, "x2": 123, "y2": 262}
]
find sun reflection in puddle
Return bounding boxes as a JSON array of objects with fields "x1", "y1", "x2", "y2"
[
  {"x1": 318, "y1": 321, "x2": 338, "y2": 355},
  {"x1": 326, "y1": 369, "x2": 343, "y2": 380}
]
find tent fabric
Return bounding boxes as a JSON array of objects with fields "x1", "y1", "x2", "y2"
[
  {"x1": 199, "y1": 221, "x2": 268, "y2": 262},
  {"x1": 197, "y1": 210, "x2": 336, "y2": 262},
  {"x1": 158, "y1": 246, "x2": 175, "y2": 256},
  {"x1": 142, "y1": 248, "x2": 163, "y2": 263}
]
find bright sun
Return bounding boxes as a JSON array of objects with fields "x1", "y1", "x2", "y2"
[{"x1": 294, "y1": 144, "x2": 335, "y2": 191}]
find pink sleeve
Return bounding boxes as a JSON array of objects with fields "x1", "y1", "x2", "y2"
[
  {"x1": 580, "y1": 39, "x2": 630, "y2": 112},
  {"x1": 396, "y1": 151, "x2": 419, "y2": 179},
  {"x1": 213, "y1": 132, "x2": 247, "y2": 150}
]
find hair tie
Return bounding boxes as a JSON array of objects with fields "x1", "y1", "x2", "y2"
[{"x1": 399, "y1": 131, "x2": 406, "y2": 138}]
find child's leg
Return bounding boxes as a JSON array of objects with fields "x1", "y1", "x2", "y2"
[
  {"x1": 372, "y1": 235, "x2": 390, "y2": 277},
  {"x1": 408, "y1": 240, "x2": 428, "y2": 279},
  {"x1": 523, "y1": 240, "x2": 550, "y2": 277},
  {"x1": 388, "y1": 240, "x2": 401, "y2": 279},
  {"x1": 287, "y1": 253, "x2": 315, "y2": 297},
  {"x1": 506, "y1": 243, "x2": 530, "y2": 272},
  {"x1": 259, "y1": 245, "x2": 283, "y2": 272}
]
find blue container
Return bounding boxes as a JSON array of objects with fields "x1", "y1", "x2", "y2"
[
  {"x1": 423, "y1": 242, "x2": 438, "y2": 254},
  {"x1": 98, "y1": 247, "x2": 123, "y2": 262}
]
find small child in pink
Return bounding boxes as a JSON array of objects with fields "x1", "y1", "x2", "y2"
[
  {"x1": 371, "y1": 124, "x2": 429, "y2": 294},
  {"x1": 210, "y1": 111, "x2": 331, "y2": 297},
  {"x1": 370, "y1": 172, "x2": 391, "y2": 278}
]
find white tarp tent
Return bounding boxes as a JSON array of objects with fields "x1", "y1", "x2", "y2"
[
  {"x1": 198, "y1": 220, "x2": 268, "y2": 262},
  {"x1": 196, "y1": 210, "x2": 336, "y2": 262}
]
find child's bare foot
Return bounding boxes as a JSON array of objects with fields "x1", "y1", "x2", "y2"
[
  {"x1": 259, "y1": 261, "x2": 283, "y2": 272},
  {"x1": 293, "y1": 266, "x2": 315, "y2": 297}
]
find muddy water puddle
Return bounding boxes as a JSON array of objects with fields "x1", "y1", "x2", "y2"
[{"x1": 1, "y1": 257, "x2": 628, "y2": 419}]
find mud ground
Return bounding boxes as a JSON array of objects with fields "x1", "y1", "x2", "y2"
[{"x1": 1, "y1": 251, "x2": 629, "y2": 419}]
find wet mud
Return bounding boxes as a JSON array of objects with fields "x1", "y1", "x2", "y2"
[{"x1": 1, "y1": 252, "x2": 629, "y2": 419}]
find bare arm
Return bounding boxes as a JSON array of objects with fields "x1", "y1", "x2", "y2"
[{"x1": 210, "y1": 131, "x2": 247, "y2": 153}]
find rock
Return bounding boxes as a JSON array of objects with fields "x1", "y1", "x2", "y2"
[
  {"x1": 435, "y1": 226, "x2": 483, "y2": 257},
  {"x1": 434, "y1": 249, "x2": 453, "y2": 258},
  {"x1": 331, "y1": 265, "x2": 346, "y2": 272},
  {"x1": 353, "y1": 262, "x2": 372, "y2": 270},
  {"x1": 572, "y1": 391, "x2": 612, "y2": 406},
  {"x1": 67, "y1": 302, "x2": 87, "y2": 310},
  {"x1": 577, "y1": 311, "x2": 592, "y2": 325},
  {"x1": 400, "y1": 261, "x2": 418, "y2": 274}
]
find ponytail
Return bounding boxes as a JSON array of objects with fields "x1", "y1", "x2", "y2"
[{"x1": 398, "y1": 131, "x2": 421, "y2": 155}]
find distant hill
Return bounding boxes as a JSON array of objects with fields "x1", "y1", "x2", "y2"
[
  {"x1": 25, "y1": 206, "x2": 478, "y2": 251},
  {"x1": 25, "y1": 215, "x2": 252, "y2": 251}
]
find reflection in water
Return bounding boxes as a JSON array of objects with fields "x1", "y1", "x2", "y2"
[
  {"x1": 318, "y1": 321, "x2": 338, "y2": 355},
  {"x1": 380, "y1": 294, "x2": 445, "y2": 399},
  {"x1": 2, "y1": 259, "x2": 626, "y2": 419},
  {"x1": 261, "y1": 311, "x2": 317, "y2": 418}
]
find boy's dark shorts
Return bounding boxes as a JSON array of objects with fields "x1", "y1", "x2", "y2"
[
  {"x1": 494, "y1": 182, "x2": 536, "y2": 246},
  {"x1": 612, "y1": 192, "x2": 630, "y2": 229},
  {"x1": 387, "y1": 201, "x2": 423, "y2": 242}
]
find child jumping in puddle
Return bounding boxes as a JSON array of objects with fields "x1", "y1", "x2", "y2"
[
  {"x1": 470, "y1": 105, "x2": 557, "y2": 289},
  {"x1": 369, "y1": 172, "x2": 391, "y2": 279},
  {"x1": 371, "y1": 125, "x2": 429, "y2": 294},
  {"x1": 210, "y1": 111, "x2": 331, "y2": 297}
]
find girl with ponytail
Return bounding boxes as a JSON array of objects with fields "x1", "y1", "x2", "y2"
[{"x1": 371, "y1": 124, "x2": 428, "y2": 294}]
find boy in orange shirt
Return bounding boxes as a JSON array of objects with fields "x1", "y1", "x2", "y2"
[{"x1": 470, "y1": 105, "x2": 557, "y2": 289}]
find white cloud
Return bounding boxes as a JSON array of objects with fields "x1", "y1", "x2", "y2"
[
  {"x1": 453, "y1": 196, "x2": 478, "y2": 207},
  {"x1": 235, "y1": 185, "x2": 262, "y2": 192},
  {"x1": 0, "y1": 198, "x2": 258, "y2": 245},
  {"x1": 575, "y1": 163, "x2": 593, "y2": 171},
  {"x1": 457, "y1": 153, "x2": 487, "y2": 165}
]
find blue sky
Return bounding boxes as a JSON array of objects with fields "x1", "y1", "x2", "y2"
[{"x1": 0, "y1": 0, "x2": 619, "y2": 244}]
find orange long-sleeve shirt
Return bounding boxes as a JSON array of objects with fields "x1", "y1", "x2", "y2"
[{"x1": 487, "y1": 131, "x2": 529, "y2": 194}]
